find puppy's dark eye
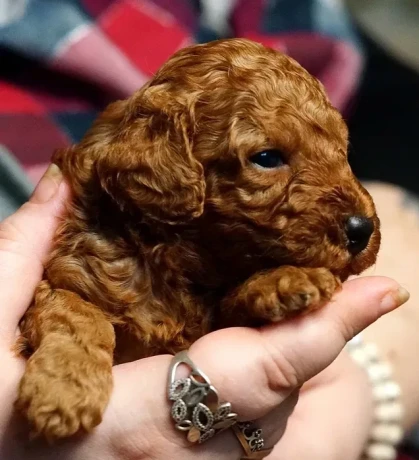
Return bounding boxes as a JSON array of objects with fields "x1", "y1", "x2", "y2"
[{"x1": 250, "y1": 150, "x2": 284, "y2": 169}]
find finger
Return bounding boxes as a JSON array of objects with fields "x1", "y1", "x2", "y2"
[
  {"x1": 186, "y1": 276, "x2": 408, "y2": 421},
  {"x1": 261, "y1": 276, "x2": 410, "y2": 384},
  {"x1": 0, "y1": 164, "x2": 69, "y2": 342},
  {"x1": 250, "y1": 389, "x2": 300, "y2": 449}
]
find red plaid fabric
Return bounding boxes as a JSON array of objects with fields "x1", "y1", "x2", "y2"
[
  {"x1": 0, "y1": 0, "x2": 198, "y2": 183},
  {"x1": 0, "y1": 0, "x2": 364, "y2": 184}
]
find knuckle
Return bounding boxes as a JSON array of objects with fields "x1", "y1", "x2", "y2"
[{"x1": 260, "y1": 336, "x2": 301, "y2": 393}]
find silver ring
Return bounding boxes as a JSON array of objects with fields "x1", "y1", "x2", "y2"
[
  {"x1": 232, "y1": 422, "x2": 273, "y2": 459},
  {"x1": 167, "y1": 350, "x2": 238, "y2": 443}
]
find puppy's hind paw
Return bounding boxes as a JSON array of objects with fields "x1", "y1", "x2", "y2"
[{"x1": 16, "y1": 348, "x2": 113, "y2": 442}]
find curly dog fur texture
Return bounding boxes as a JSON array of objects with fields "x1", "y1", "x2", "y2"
[{"x1": 15, "y1": 39, "x2": 380, "y2": 440}]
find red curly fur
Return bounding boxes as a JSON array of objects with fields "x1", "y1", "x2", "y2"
[{"x1": 15, "y1": 39, "x2": 380, "y2": 440}]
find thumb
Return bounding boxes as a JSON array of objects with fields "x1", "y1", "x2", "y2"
[
  {"x1": 260, "y1": 276, "x2": 410, "y2": 385},
  {"x1": 187, "y1": 276, "x2": 409, "y2": 420},
  {"x1": 0, "y1": 164, "x2": 69, "y2": 344}
]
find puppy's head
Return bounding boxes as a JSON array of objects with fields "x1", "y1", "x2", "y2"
[{"x1": 94, "y1": 39, "x2": 380, "y2": 280}]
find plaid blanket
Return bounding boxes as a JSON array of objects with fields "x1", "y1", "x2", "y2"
[
  {"x1": 1, "y1": 2, "x2": 417, "y2": 457},
  {"x1": 0, "y1": 0, "x2": 364, "y2": 184}
]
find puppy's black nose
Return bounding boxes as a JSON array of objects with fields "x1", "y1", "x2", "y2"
[{"x1": 345, "y1": 216, "x2": 374, "y2": 255}]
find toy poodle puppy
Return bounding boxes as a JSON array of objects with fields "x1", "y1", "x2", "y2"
[{"x1": 15, "y1": 38, "x2": 380, "y2": 440}]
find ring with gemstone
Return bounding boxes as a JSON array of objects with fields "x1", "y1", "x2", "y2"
[{"x1": 167, "y1": 350, "x2": 238, "y2": 444}]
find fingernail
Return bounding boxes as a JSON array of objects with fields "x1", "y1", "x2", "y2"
[
  {"x1": 380, "y1": 287, "x2": 410, "y2": 312},
  {"x1": 30, "y1": 164, "x2": 63, "y2": 204}
]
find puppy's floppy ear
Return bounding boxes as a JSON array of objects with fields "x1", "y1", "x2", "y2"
[{"x1": 95, "y1": 84, "x2": 205, "y2": 225}]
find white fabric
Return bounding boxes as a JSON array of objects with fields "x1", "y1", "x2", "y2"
[
  {"x1": 0, "y1": 0, "x2": 28, "y2": 27},
  {"x1": 200, "y1": 0, "x2": 238, "y2": 35}
]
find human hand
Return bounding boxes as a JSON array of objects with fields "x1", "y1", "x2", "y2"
[
  {"x1": 0, "y1": 166, "x2": 409, "y2": 460},
  {"x1": 269, "y1": 348, "x2": 373, "y2": 460}
]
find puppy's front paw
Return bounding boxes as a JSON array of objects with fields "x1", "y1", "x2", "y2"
[
  {"x1": 249, "y1": 266, "x2": 340, "y2": 322},
  {"x1": 16, "y1": 346, "x2": 113, "y2": 441}
]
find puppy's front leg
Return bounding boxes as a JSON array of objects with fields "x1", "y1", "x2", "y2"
[
  {"x1": 220, "y1": 266, "x2": 341, "y2": 326},
  {"x1": 15, "y1": 281, "x2": 115, "y2": 441}
]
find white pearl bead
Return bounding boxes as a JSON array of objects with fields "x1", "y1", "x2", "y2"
[
  {"x1": 373, "y1": 382, "x2": 402, "y2": 401},
  {"x1": 371, "y1": 424, "x2": 404, "y2": 444},
  {"x1": 374, "y1": 402, "x2": 404, "y2": 422},
  {"x1": 367, "y1": 363, "x2": 392, "y2": 382},
  {"x1": 351, "y1": 347, "x2": 370, "y2": 366},
  {"x1": 366, "y1": 443, "x2": 397, "y2": 460},
  {"x1": 347, "y1": 334, "x2": 364, "y2": 348},
  {"x1": 364, "y1": 342, "x2": 380, "y2": 360}
]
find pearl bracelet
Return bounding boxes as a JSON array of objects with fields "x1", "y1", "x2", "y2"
[{"x1": 346, "y1": 335, "x2": 404, "y2": 460}]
